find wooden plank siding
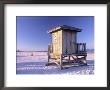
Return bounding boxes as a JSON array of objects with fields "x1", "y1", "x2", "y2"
[
  {"x1": 52, "y1": 30, "x2": 62, "y2": 58},
  {"x1": 62, "y1": 30, "x2": 77, "y2": 54}
]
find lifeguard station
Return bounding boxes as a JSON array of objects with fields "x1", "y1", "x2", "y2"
[{"x1": 47, "y1": 25, "x2": 87, "y2": 69}]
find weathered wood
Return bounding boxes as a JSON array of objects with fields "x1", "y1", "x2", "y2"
[
  {"x1": 46, "y1": 45, "x2": 51, "y2": 66},
  {"x1": 68, "y1": 55, "x2": 71, "y2": 63},
  {"x1": 59, "y1": 54, "x2": 63, "y2": 69},
  {"x1": 76, "y1": 43, "x2": 86, "y2": 54},
  {"x1": 69, "y1": 55, "x2": 70, "y2": 60},
  {"x1": 71, "y1": 55, "x2": 75, "y2": 60},
  {"x1": 62, "y1": 31, "x2": 76, "y2": 54},
  {"x1": 47, "y1": 25, "x2": 87, "y2": 69},
  {"x1": 50, "y1": 27, "x2": 86, "y2": 56},
  {"x1": 83, "y1": 55, "x2": 87, "y2": 65},
  {"x1": 52, "y1": 30, "x2": 62, "y2": 55},
  {"x1": 84, "y1": 43, "x2": 86, "y2": 53}
]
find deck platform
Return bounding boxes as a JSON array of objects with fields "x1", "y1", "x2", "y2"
[{"x1": 46, "y1": 43, "x2": 87, "y2": 69}]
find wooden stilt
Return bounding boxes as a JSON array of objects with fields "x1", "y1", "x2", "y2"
[
  {"x1": 60, "y1": 54, "x2": 63, "y2": 69},
  {"x1": 46, "y1": 54, "x2": 50, "y2": 66},
  {"x1": 68, "y1": 55, "x2": 70, "y2": 63},
  {"x1": 83, "y1": 55, "x2": 87, "y2": 65},
  {"x1": 84, "y1": 43, "x2": 86, "y2": 53},
  {"x1": 48, "y1": 54, "x2": 50, "y2": 63},
  {"x1": 69, "y1": 55, "x2": 70, "y2": 60},
  {"x1": 46, "y1": 45, "x2": 51, "y2": 66}
]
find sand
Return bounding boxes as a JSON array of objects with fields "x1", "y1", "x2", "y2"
[{"x1": 16, "y1": 51, "x2": 94, "y2": 74}]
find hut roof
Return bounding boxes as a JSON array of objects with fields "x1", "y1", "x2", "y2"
[{"x1": 48, "y1": 25, "x2": 81, "y2": 33}]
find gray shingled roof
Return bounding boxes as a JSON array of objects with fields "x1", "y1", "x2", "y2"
[{"x1": 48, "y1": 25, "x2": 81, "y2": 33}]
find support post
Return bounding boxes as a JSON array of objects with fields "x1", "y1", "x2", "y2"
[
  {"x1": 48, "y1": 45, "x2": 50, "y2": 63},
  {"x1": 83, "y1": 55, "x2": 87, "y2": 65},
  {"x1": 60, "y1": 54, "x2": 63, "y2": 70},
  {"x1": 48, "y1": 53, "x2": 50, "y2": 64},
  {"x1": 68, "y1": 55, "x2": 70, "y2": 63},
  {"x1": 46, "y1": 45, "x2": 50, "y2": 66},
  {"x1": 77, "y1": 43, "x2": 79, "y2": 54},
  {"x1": 84, "y1": 43, "x2": 86, "y2": 53}
]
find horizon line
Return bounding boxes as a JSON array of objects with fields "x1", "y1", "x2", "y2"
[{"x1": 16, "y1": 48, "x2": 94, "y2": 52}]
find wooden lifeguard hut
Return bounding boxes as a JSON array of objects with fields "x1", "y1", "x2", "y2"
[{"x1": 47, "y1": 25, "x2": 87, "y2": 69}]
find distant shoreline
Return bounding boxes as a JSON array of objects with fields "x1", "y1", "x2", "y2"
[
  {"x1": 16, "y1": 49, "x2": 94, "y2": 53},
  {"x1": 16, "y1": 51, "x2": 48, "y2": 52}
]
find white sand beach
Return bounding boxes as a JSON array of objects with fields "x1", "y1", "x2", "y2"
[{"x1": 16, "y1": 51, "x2": 94, "y2": 74}]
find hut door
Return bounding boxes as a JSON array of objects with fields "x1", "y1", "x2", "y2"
[
  {"x1": 67, "y1": 32, "x2": 72, "y2": 54},
  {"x1": 64, "y1": 31, "x2": 74, "y2": 54}
]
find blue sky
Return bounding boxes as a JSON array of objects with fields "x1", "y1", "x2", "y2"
[{"x1": 16, "y1": 16, "x2": 94, "y2": 51}]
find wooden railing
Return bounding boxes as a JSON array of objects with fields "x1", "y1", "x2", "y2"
[
  {"x1": 76, "y1": 43, "x2": 86, "y2": 54},
  {"x1": 48, "y1": 43, "x2": 86, "y2": 55}
]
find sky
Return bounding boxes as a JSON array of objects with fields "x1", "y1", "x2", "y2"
[{"x1": 16, "y1": 16, "x2": 94, "y2": 51}]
